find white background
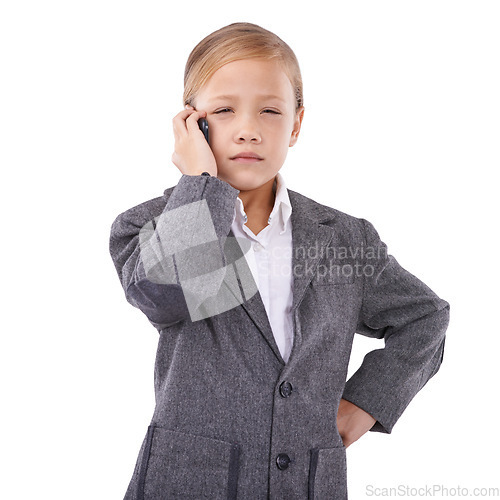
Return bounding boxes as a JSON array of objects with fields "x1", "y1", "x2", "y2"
[{"x1": 1, "y1": 1, "x2": 498, "y2": 498}]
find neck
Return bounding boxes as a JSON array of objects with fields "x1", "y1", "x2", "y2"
[{"x1": 238, "y1": 176, "x2": 277, "y2": 217}]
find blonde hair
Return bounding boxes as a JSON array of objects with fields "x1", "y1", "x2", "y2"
[{"x1": 183, "y1": 22, "x2": 303, "y2": 111}]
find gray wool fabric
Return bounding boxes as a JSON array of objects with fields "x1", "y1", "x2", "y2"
[{"x1": 109, "y1": 174, "x2": 450, "y2": 500}]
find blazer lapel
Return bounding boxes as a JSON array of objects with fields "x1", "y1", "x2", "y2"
[
  {"x1": 289, "y1": 200, "x2": 336, "y2": 313},
  {"x1": 223, "y1": 228, "x2": 284, "y2": 364},
  {"x1": 223, "y1": 189, "x2": 336, "y2": 366}
]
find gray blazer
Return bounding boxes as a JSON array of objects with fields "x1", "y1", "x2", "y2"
[{"x1": 109, "y1": 174, "x2": 450, "y2": 499}]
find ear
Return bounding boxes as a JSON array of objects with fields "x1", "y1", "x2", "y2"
[{"x1": 289, "y1": 106, "x2": 305, "y2": 147}]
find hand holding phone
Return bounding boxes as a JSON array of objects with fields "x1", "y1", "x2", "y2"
[{"x1": 171, "y1": 106, "x2": 217, "y2": 177}]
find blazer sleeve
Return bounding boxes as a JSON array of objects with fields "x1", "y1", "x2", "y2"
[
  {"x1": 109, "y1": 174, "x2": 241, "y2": 331},
  {"x1": 341, "y1": 218, "x2": 450, "y2": 434}
]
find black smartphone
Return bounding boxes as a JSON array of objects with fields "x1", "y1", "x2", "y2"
[{"x1": 198, "y1": 118, "x2": 209, "y2": 144}]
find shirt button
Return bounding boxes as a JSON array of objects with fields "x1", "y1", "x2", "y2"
[
  {"x1": 279, "y1": 381, "x2": 293, "y2": 398},
  {"x1": 253, "y1": 242, "x2": 263, "y2": 252},
  {"x1": 276, "y1": 453, "x2": 291, "y2": 470}
]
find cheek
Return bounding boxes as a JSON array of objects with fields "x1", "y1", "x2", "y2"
[
  {"x1": 272, "y1": 119, "x2": 295, "y2": 137},
  {"x1": 207, "y1": 120, "x2": 228, "y2": 140},
  {"x1": 205, "y1": 122, "x2": 224, "y2": 149},
  {"x1": 273, "y1": 127, "x2": 294, "y2": 149},
  {"x1": 207, "y1": 130, "x2": 229, "y2": 163}
]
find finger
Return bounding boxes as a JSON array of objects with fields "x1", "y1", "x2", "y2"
[
  {"x1": 185, "y1": 109, "x2": 207, "y2": 134},
  {"x1": 173, "y1": 108, "x2": 196, "y2": 124},
  {"x1": 172, "y1": 108, "x2": 197, "y2": 136}
]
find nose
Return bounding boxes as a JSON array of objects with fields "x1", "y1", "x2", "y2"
[{"x1": 233, "y1": 115, "x2": 261, "y2": 144}]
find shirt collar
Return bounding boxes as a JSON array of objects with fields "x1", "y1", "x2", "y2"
[{"x1": 234, "y1": 171, "x2": 292, "y2": 235}]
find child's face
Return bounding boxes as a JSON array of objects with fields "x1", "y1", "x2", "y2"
[{"x1": 193, "y1": 58, "x2": 304, "y2": 192}]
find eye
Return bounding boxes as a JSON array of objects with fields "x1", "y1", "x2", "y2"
[{"x1": 213, "y1": 108, "x2": 281, "y2": 115}]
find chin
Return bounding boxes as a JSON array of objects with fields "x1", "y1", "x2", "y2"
[{"x1": 219, "y1": 169, "x2": 276, "y2": 192}]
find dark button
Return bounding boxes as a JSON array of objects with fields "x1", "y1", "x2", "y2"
[
  {"x1": 279, "y1": 381, "x2": 293, "y2": 398},
  {"x1": 201, "y1": 171, "x2": 210, "y2": 176},
  {"x1": 276, "y1": 453, "x2": 291, "y2": 470}
]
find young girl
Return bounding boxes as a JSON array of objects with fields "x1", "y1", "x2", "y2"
[{"x1": 109, "y1": 22, "x2": 450, "y2": 500}]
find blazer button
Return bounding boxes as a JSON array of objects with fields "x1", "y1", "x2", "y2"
[
  {"x1": 279, "y1": 381, "x2": 293, "y2": 398},
  {"x1": 276, "y1": 453, "x2": 291, "y2": 470}
]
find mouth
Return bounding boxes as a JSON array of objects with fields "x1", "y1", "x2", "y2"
[{"x1": 230, "y1": 152, "x2": 264, "y2": 163}]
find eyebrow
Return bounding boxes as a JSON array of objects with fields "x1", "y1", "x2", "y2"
[{"x1": 208, "y1": 94, "x2": 287, "y2": 103}]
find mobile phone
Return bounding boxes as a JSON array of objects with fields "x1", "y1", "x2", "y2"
[{"x1": 198, "y1": 118, "x2": 209, "y2": 144}]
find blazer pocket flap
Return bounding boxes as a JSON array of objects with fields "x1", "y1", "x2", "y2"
[{"x1": 139, "y1": 425, "x2": 240, "y2": 500}]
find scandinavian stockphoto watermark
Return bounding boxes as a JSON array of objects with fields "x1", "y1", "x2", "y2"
[
  {"x1": 138, "y1": 199, "x2": 259, "y2": 322},
  {"x1": 365, "y1": 483, "x2": 500, "y2": 497},
  {"x1": 293, "y1": 239, "x2": 387, "y2": 280},
  {"x1": 138, "y1": 199, "x2": 388, "y2": 321}
]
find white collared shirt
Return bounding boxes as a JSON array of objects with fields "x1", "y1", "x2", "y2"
[{"x1": 231, "y1": 172, "x2": 294, "y2": 363}]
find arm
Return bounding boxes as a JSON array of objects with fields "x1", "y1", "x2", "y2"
[
  {"x1": 109, "y1": 174, "x2": 242, "y2": 330},
  {"x1": 341, "y1": 218, "x2": 450, "y2": 435}
]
